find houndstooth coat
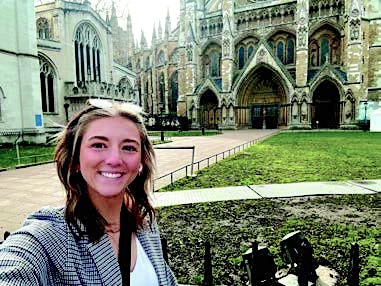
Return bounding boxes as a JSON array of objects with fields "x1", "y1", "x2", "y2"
[{"x1": 0, "y1": 207, "x2": 177, "y2": 286}]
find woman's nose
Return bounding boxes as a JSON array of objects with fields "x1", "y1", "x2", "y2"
[{"x1": 105, "y1": 148, "x2": 123, "y2": 165}]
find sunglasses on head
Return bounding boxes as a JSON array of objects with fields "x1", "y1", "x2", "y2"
[
  {"x1": 66, "y1": 99, "x2": 144, "y2": 130},
  {"x1": 87, "y1": 99, "x2": 143, "y2": 114}
]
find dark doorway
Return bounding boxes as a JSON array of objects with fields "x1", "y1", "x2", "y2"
[
  {"x1": 251, "y1": 104, "x2": 279, "y2": 129},
  {"x1": 199, "y1": 90, "x2": 219, "y2": 129},
  {"x1": 312, "y1": 81, "x2": 340, "y2": 128}
]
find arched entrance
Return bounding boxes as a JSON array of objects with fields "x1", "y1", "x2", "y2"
[
  {"x1": 199, "y1": 90, "x2": 219, "y2": 129},
  {"x1": 237, "y1": 66, "x2": 288, "y2": 129},
  {"x1": 312, "y1": 80, "x2": 340, "y2": 128}
]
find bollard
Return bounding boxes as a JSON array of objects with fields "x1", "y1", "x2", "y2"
[
  {"x1": 201, "y1": 127, "x2": 205, "y2": 136},
  {"x1": 348, "y1": 242, "x2": 359, "y2": 286},
  {"x1": 242, "y1": 242, "x2": 277, "y2": 285},
  {"x1": 202, "y1": 241, "x2": 213, "y2": 286},
  {"x1": 160, "y1": 130, "x2": 165, "y2": 141}
]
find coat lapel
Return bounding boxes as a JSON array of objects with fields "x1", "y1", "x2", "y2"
[{"x1": 86, "y1": 234, "x2": 122, "y2": 285}]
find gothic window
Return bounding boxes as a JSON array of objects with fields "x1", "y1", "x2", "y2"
[
  {"x1": 74, "y1": 23, "x2": 101, "y2": 85},
  {"x1": 169, "y1": 71, "x2": 178, "y2": 114},
  {"x1": 320, "y1": 37, "x2": 329, "y2": 64},
  {"x1": 248, "y1": 46, "x2": 254, "y2": 59},
  {"x1": 36, "y1": 18, "x2": 50, "y2": 40},
  {"x1": 145, "y1": 57, "x2": 150, "y2": 69},
  {"x1": 331, "y1": 38, "x2": 340, "y2": 65},
  {"x1": 203, "y1": 44, "x2": 222, "y2": 78},
  {"x1": 118, "y1": 77, "x2": 132, "y2": 99},
  {"x1": 159, "y1": 72, "x2": 165, "y2": 105},
  {"x1": 144, "y1": 80, "x2": 150, "y2": 112},
  {"x1": 286, "y1": 38, "x2": 295, "y2": 64},
  {"x1": 39, "y1": 57, "x2": 56, "y2": 113},
  {"x1": 170, "y1": 50, "x2": 178, "y2": 63},
  {"x1": 157, "y1": 50, "x2": 165, "y2": 66},
  {"x1": 309, "y1": 41, "x2": 319, "y2": 67},
  {"x1": 276, "y1": 41, "x2": 284, "y2": 63},
  {"x1": 136, "y1": 59, "x2": 141, "y2": 71},
  {"x1": 0, "y1": 87, "x2": 4, "y2": 121},
  {"x1": 210, "y1": 51, "x2": 221, "y2": 77},
  {"x1": 135, "y1": 76, "x2": 141, "y2": 106},
  {"x1": 238, "y1": 47, "x2": 245, "y2": 69}
]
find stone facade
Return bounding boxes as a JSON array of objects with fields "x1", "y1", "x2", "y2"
[
  {"x1": 0, "y1": 0, "x2": 137, "y2": 143},
  {"x1": 0, "y1": 0, "x2": 44, "y2": 143},
  {"x1": 129, "y1": 0, "x2": 381, "y2": 129}
]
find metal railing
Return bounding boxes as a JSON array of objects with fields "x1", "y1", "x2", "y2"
[{"x1": 153, "y1": 133, "x2": 275, "y2": 191}]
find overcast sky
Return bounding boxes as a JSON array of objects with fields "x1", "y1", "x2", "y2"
[{"x1": 90, "y1": 0, "x2": 180, "y2": 46}]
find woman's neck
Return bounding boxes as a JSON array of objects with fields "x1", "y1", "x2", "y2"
[{"x1": 89, "y1": 192, "x2": 124, "y2": 226}]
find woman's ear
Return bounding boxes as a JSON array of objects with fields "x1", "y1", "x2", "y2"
[{"x1": 139, "y1": 163, "x2": 143, "y2": 173}]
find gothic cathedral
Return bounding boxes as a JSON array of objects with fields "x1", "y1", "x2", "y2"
[{"x1": 126, "y1": 0, "x2": 380, "y2": 130}]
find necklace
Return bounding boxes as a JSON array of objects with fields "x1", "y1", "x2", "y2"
[{"x1": 105, "y1": 224, "x2": 120, "y2": 233}]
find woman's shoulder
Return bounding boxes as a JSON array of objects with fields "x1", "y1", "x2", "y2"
[
  {"x1": 23, "y1": 206, "x2": 67, "y2": 235},
  {"x1": 4, "y1": 206, "x2": 69, "y2": 250}
]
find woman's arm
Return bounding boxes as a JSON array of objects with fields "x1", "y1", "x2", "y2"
[{"x1": 0, "y1": 231, "x2": 51, "y2": 285}]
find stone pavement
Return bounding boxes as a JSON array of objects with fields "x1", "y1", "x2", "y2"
[
  {"x1": 0, "y1": 129, "x2": 277, "y2": 234},
  {"x1": 152, "y1": 180, "x2": 380, "y2": 207}
]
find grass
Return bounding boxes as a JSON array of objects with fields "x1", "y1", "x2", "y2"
[
  {"x1": 0, "y1": 143, "x2": 55, "y2": 169},
  {"x1": 155, "y1": 131, "x2": 381, "y2": 285},
  {"x1": 161, "y1": 131, "x2": 381, "y2": 191}
]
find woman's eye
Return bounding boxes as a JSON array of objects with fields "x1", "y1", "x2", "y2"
[
  {"x1": 91, "y1": 142, "x2": 106, "y2": 149},
  {"x1": 123, "y1": 145, "x2": 137, "y2": 152}
]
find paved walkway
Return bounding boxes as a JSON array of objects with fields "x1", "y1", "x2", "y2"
[
  {"x1": 152, "y1": 180, "x2": 380, "y2": 207},
  {"x1": 0, "y1": 129, "x2": 277, "y2": 234}
]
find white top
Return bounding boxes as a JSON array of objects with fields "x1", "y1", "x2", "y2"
[{"x1": 130, "y1": 237, "x2": 159, "y2": 286}]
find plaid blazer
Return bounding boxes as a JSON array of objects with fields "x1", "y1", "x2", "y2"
[{"x1": 0, "y1": 207, "x2": 177, "y2": 286}]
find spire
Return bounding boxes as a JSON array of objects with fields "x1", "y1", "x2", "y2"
[
  {"x1": 110, "y1": 0, "x2": 118, "y2": 28},
  {"x1": 165, "y1": 8, "x2": 171, "y2": 39},
  {"x1": 151, "y1": 23, "x2": 157, "y2": 45},
  {"x1": 106, "y1": 10, "x2": 110, "y2": 26},
  {"x1": 140, "y1": 30, "x2": 147, "y2": 49},
  {"x1": 126, "y1": 12, "x2": 135, "y2": 54},
  {"x1": 158, "y1": 21, "x2": 163, "y2": 40}
]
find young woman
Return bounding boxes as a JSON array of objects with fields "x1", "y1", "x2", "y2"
[{"x1": 0, "y1": 100, "x2": 177, "y2": 285}]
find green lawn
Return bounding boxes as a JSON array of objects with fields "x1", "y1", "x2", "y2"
[
  {"x1": 0, "y1": 144, "x2": 55, "y2": 169},
  {"x1": 161, "y1": 131, "x2": 381, "y2": 191}
]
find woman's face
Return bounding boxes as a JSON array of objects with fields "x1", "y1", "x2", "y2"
[{"x1": 79, "y1": 116, "x2": 142, "y2": 201}]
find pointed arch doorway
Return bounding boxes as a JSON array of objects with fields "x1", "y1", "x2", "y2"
[
  {"x1": 312, "y1": 80, "x2": 340, "y2": 128},
  {"x1": 237, "y1": 66, "x2": 288, "y2": 129},
  {"x1": 199, "y1": 90, "x2": 219, "y2": 129}
]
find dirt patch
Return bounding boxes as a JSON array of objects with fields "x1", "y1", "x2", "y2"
[{"x1": 157, "y1": 194, "x2": 380, "y2": 286}]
